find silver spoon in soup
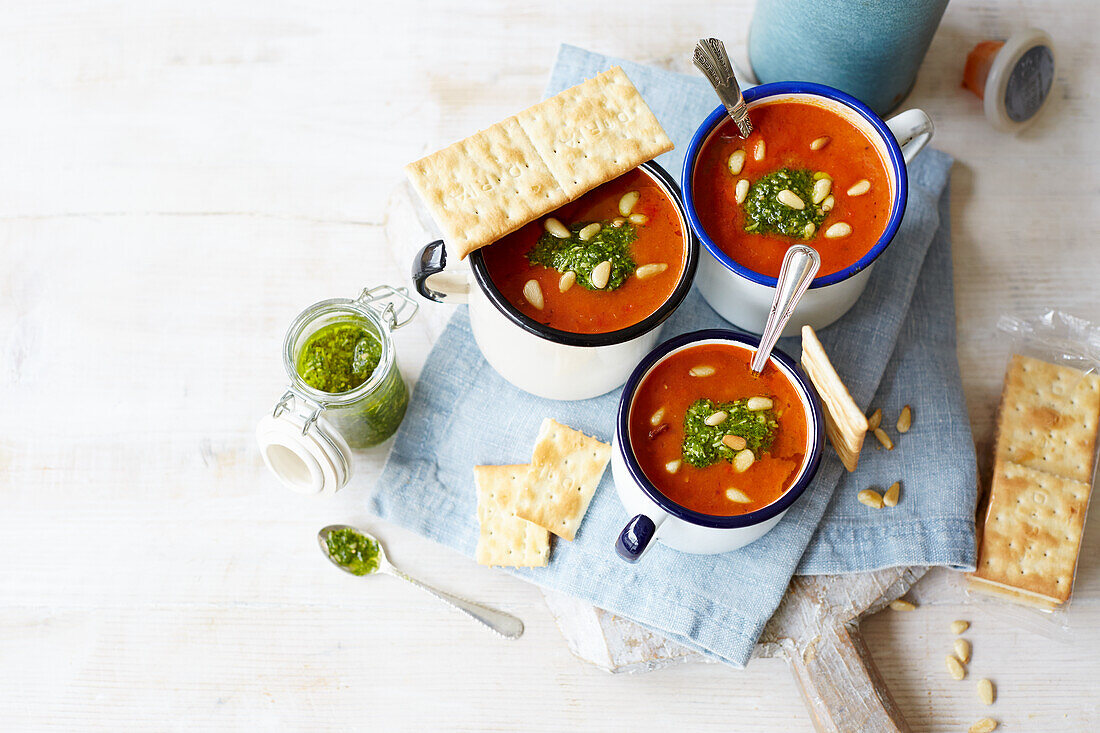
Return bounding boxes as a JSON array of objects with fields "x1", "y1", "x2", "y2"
[{"x1": 751, "y1": 244, "x2": 820, "y2": 375}]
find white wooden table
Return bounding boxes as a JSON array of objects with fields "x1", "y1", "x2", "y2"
[{"x1": 2, "y1": 1, "x2": 1098, "y2": 730}]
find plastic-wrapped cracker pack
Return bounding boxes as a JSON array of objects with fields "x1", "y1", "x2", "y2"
[{"x1": 969, "y1": 311, "x2": 1100, "y2": 616}]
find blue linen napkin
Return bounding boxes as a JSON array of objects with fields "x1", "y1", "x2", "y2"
[{"x1": 370, "y1": 45, "x2": 977, "y2": 667}]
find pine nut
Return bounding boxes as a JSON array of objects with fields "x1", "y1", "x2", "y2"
[
  {"x1": 628, "y1": 213, "x2": 648, "y2": 225},
  {"x1": 704, "y1": 411, "x2": 728, "y2": 426},
  {"x1": 847, "y1": 179, "x2": 871, "y2": 196},
  {"x1": 867, "y1": 408, "x2": 882, "y2": 431},
  {"x1": 726, "y1": 487, "x2": 752, "y2": 503},
  {"x1": 810, "y1": 136, "x2": 830, "y2": 151},
  {"x1": 649, "y1": 407, "x2": 666, "y2": 426},
  {"x1": 735, "y1": 178, "x2": 749, "y2": 204},
  {"x1": 821, "y1": 194, "x2": 835, "y2": 212},
  {"x1": 689, "y1": 365, "x2": 716, "y2": 377},
  {"x1": 635, "y1": 263, "x2": 668, "y2": 280},
  {"x1": 545, "y1": 217, "x2": 570, "y2": 239},
  {"x1": 590, "y1": 260, "x2": 612, "y2": 289},
  {"x1": 777, "y1": 189, "x2": 805, "y2": 210},
  {"x1": 523, "y1": 279, "x2": 544, "y2": 310},
  {"x1": 753, "y1": 140, "x2": 765, "y2": 161},
  {"x1": 968, "y1": 718, "x2": 997, "y2": 733},
  {"x1": 611, "y1": 217, "x2": 626, "y2": 227},
  {"x1": 618, "y1": 191, "x2": 640, "y2": 216},
  {"x1": 977, "y1": 679, "x2": 995, "y2": 705},
  {"x1": 897, "y1": 404, "x2": 912, "y2": 433},
  {"x1": 883, "y1": 481, "x2": 901, "y2": 507},
  {"x1": 859, "y1": 489, "x2": 884, "y2": 508},
  {"x1": 889, "y1": 598, "x2": 916, "y2": 611},
  {"x1": 733, "y1": 449, "x2": 755, "y2": 473},
  {"x1": 813, "y1": 171, "x2": 832, "y2": 181},
  {"x1": 727, "y1": 149, "x2": 746, "y2": 175},
  {"x1": 558, "y1": 270, "x2": 576, "y2": 292},
  {"x1": 578, "y1": 222, "x2": 601, "y2": 241},
  {"x1": 812, "y1": 177, "x2": 832, "y2": 205},
  {"x1": 873, "y1": 427, "x2": 894, "y2": 450},
  {"x1": 825, "y1": 222, "x2": 852, "y2": 238},
  {"x1": 946, "y1": 655, "x2": 967, "y2": 680},
  {"x1": 951, "y1": 620, "x2": 970, "y2": 635},
  {"x1": 955, "y1": 638, "x2": 971, "y2": 664},
  {"x1": 722, "y1": 434, "x2": 747, "y2": 451},
  {"x1": 747, "y1": 396, "x2": 773, "y2": 411},
  {"x1": 665, "y1": 459, "x2": 681, "y2": 474},
  {"x1": 803, "y1": 222, "x2": 816, "y2": 239}
]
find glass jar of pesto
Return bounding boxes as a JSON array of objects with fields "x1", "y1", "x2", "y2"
[{"x1": 257, "y1": 285, "x2": 418, "y2": 495}]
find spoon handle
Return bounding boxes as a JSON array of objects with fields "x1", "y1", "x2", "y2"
[
  {"x1": 383, "y1": 565, "x2": 525, "y2": 639},
  {"x1": 751, "y1": 245, "x2": 820, "y2": 374},
  {"x1": 693, "y1": 38, "x2": 753, "y2": 139}
]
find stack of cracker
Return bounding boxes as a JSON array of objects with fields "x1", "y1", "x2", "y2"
[
  {"x1": 405, "y1": 67, "x2": 673, "y2": 260},
  {"x1": 474, "y1": 419, "x2": 611, "y2": 567},
  {"x1": 970, "y1": 355, "x2": 1100, "y2": 608}
]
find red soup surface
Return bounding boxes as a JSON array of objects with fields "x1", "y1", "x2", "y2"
[
  {"x1": 693, "y1": 100, "x2": 891, "y2": 279},
  {"x1": 481, "y1": 168, "x2": 685, "y2": 334},
  {"x1": 628, "y1": 342, "x2": 808, "y2": 516}
]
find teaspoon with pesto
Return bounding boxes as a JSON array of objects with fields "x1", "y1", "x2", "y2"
[{"x1": 318, "y1": 525, "x2": 524, "y2": 639}]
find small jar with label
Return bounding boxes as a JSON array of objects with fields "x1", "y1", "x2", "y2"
[{"x1": 257, "y1": 285, "x2": 418, "y2": 495}]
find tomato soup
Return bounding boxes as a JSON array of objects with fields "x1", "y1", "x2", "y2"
[
  {"x1": 481, "y1": 168, "x2": 685, "y2": 334},
  {"x1": 693, "y1": 100, "x2": 891, "y2": 279},
  {"x1": 628, "y1": 342, "x2": 808, "y2": 516}
]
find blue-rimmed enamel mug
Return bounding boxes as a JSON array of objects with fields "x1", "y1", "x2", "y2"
[
  {"x1": 611, "y1": 329, "x2": 824, "y2": 562},
  {"x1": 682, "y1": 82, "x2": 933, "y2": 337}
]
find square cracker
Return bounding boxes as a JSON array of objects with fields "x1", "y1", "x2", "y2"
[
  {"x1": 972, "y1": 459, "x2": 1091, "y2": 605},
  {"x1": 513, "y1": 419, "x2": 612, "y2": 541},
  {"x1": 800, "y1": 326, "x2": 868, "y2": 472},
  {"x1": 405, "y1": 67, "x2": 672, "y2": 259},
  {"x1": 994, "y1": 354, "x2": 1100, "y2": 483},
  {"x1": 514, "y1": 67, "x2": 673, "y2": 200},
  {"x1": 474, "y1": 465, "x2": 551, "y2": 567}
]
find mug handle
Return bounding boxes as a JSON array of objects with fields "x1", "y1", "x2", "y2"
[
  {"x1": 411, "y1": 240, "x2": 471, "y2": 303},
  {"x1": 885, "y1": 109, "x2": 934, "y2": 165},
  {"x1": 615, "y1": 512, "x2": 666, "y2": 563}
]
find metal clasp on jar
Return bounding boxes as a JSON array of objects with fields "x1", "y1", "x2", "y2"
[
  {"x1": 355, "y1": 285, "x2": 419, "y2": 331},
  {"x1": 273, "y1": 389, "x2": 328, "y2": 437}
]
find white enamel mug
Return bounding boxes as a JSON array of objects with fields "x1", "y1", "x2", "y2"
[
  {"x1": 412, "y1": 162, "x2": 699, "y2": 401},
  {"x1": 682, "y1": 82, "x2": 934, "y2": 337},
  {"x1": 612, "y1": 329, "x2": 824, "y2": 562}
]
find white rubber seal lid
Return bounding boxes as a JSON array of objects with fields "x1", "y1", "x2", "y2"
[
  {"x1": 256, "y1": 411, "x2": 352, "y2": 495},
  {"x1": 984, "y1": 28, "x2": 1056, "y2": 132}
]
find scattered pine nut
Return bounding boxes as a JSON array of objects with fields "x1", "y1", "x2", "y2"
[
  {"x1": 689, "y1": 365, "x2": 716, "y2": 377},
  {"x1": 812, "y1": 177, "x2": 832, "y2": 204},
  {"x1": 649, "y1": 407, "x2": 665, "y2": 426},
  {"x1": 883, "y1": 481, "x2": 901, "y2": 507},
  {"x1": 635, "y1": 263, "x2": 668, "y2": 280},
  {"x1": 558, "y1": 270, "x2": 576, "y2": 293},
  {"x1": 968, "y1": 719, "x2": 997, "y2": 733},
  {"x1": 726, "y1": 487, "x2": 752, "y2": 503},
  {"x1": 825, "y1": 222, "x2": 852, "y2": 238},
  {"x1": 803, "y1": 222, "x2": 816, "y2": 239},
  {"x1": 821, "y1": 194, "x2": 835, "y2": 212},
  {"x1": 810, "y1": 136, "x2": 830, "y2": 151},
  {"x1": 847, "y1": 179, "x2": 871, "y2": 196},
  {"x1": 777, "y1": 189, "x2": 805, "y2": 210},
  {"x1": 753, "y1": 140, "x2": 766, "y2": 161},
  {"x1": 859, "y1": 489, "x2": 884, "y2": 509},
  {"x1": 897, "y1": 404, "x2": 912, "y2": 433},
  {"x1": 578, "y1": 222, "x2": 601, "y2": 241},
  {"x1": 873, "y1": 427, "x2": 894, "y2": 450},
  {"x1": 735, "y1": 178, "x2": 749, "y2": 204},
  {"x1": 665, "y1": 460, "x2": 681, "y2": 474},
  {"x1": 611, "y1": 217, "x2": 626, "y2": 227},
  {"x1": 955, "y1": 638, "x2": 972, "y2": 664},
  {"x1": 722, "y1": 434, "x2": 747, "y2": 451},
  {"x1": 590, "y1": 260, "x2": 611, "y2": 289},
  {"x1": 727, "y1": 150, "x2": 746, "y2": 175},
  {"x1": 889, "y1": 599, "x2": 916, "y2": 611},
  {"x1": 733, "y1": 449, "x2": 755, "y2": 473},
  {"x1": 704, "y1": 411, "x2": 728, "y2": 426},
  {"x1": 951, "y1": 620, "x2": 970, "y2": 635},
  {"x1": 628, "y1": 213, "x2": 649, "y2": 225},
  {"x1": 977, "y1": 679, "x2": 995, "y2": 705},
  {"x1": 946, "y1": 654, "x2": 967, "y2": 680},
  {"x1": 545, "y1": 217, "x2": 570, "y2": 239},
  {"x1": 867, "y1": 408, "x2": 882, "y2": 431},
  {"x1": 618, "y1": 191, "x2": 640, "y2": 216},
  {"x1": 746, "y1": 396, "x2": 774, "y2": 411},
  {"x1": 523, "y1": 279, "x2": 544, "y2": 310},
  {"x1": 813, "y1": 171, "x2": 832, "y2": 181}
]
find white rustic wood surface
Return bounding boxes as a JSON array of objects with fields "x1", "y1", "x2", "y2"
[{"x1": 2, "y1": 1, "x2": 1098, "y2": 730}]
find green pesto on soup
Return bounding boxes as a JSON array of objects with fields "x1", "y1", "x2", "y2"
[
  {"x1": 680, "y1": 397, "x2": 778, "y2": 469},
  {"x1": 526, "y1": 220, "x2": 637, "y2": 291},
  {"x1": 743, "y1": 168, "x2": 827, "y2": 240}
]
